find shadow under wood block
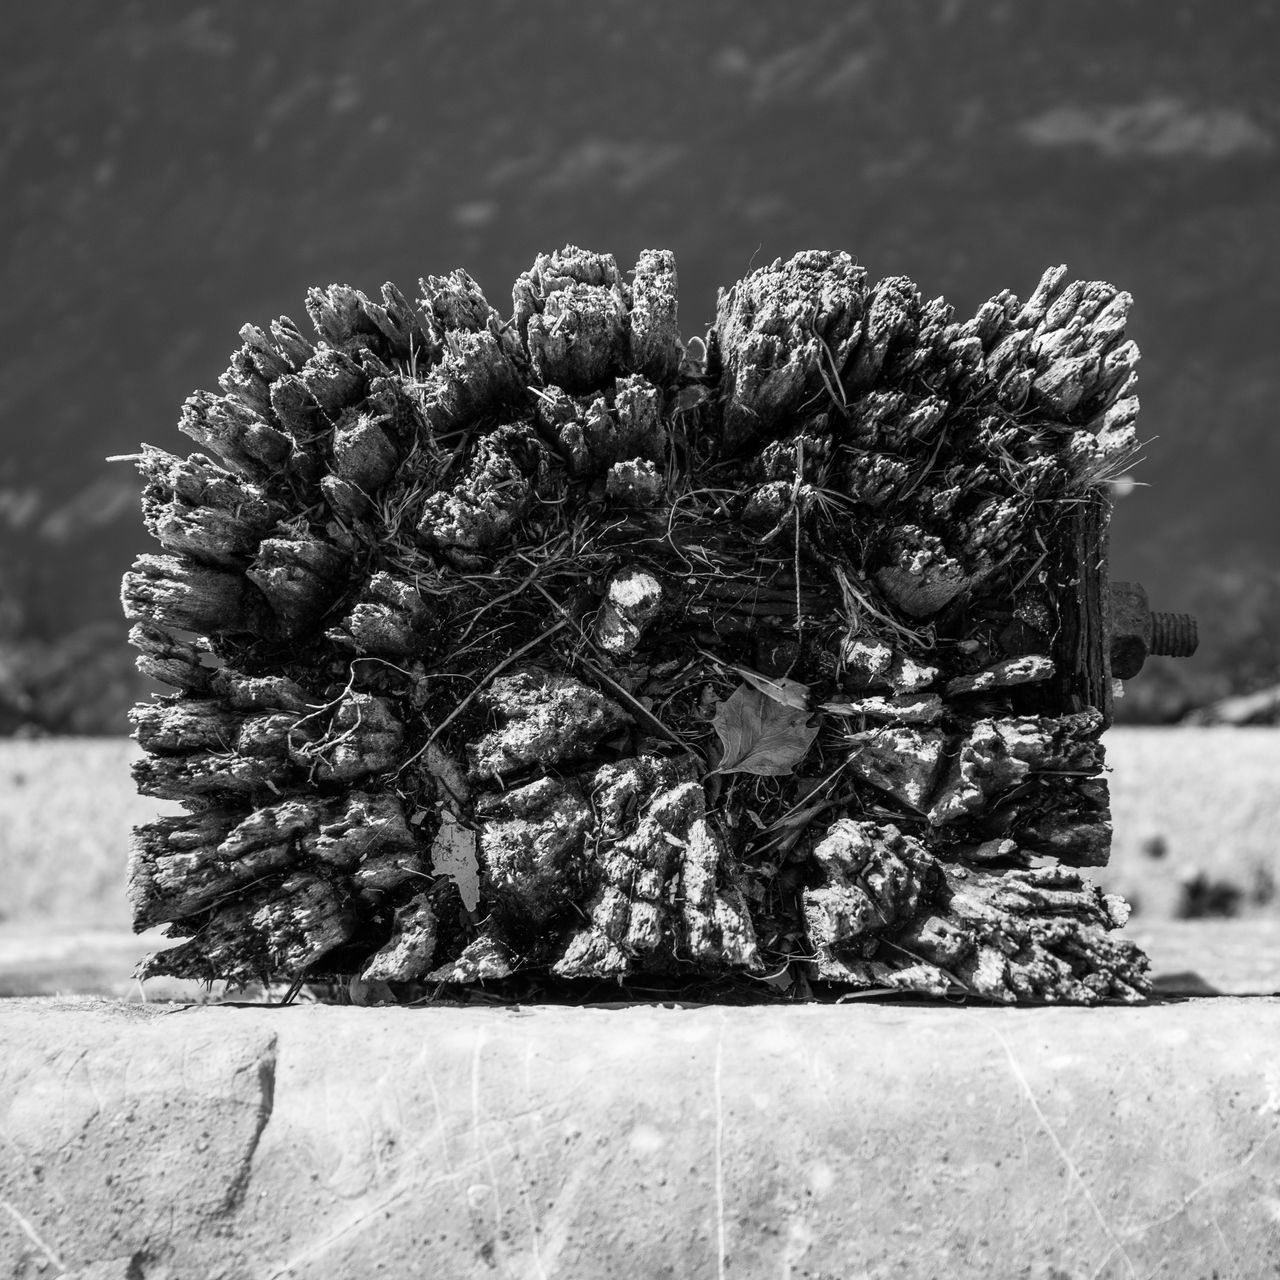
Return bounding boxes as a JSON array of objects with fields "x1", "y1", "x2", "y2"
[{"x1": 120, "y1": 247, "x2": 1152, "y2": 1003}]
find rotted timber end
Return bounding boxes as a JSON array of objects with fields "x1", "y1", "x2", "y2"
[{"x1": 121, "y1": 245, "x2": 1157, "y2": 1003}]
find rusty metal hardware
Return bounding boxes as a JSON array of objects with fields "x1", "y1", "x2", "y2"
[{"x1": 1108, "y1": 580, "x2": 1199, "y2": 680}]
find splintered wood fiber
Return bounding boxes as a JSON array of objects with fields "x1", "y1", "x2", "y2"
[{"x1": 121, "y1": 247, "x2": 1149, "y2": 1002}]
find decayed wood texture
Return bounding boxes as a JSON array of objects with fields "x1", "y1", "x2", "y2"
[{"x1": 122, "y1": 246, "x2": 1147, "y2": 1002}]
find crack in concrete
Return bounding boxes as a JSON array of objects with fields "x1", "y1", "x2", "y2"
[
  {"x1": 1208, "y1": 1209, "x2": 1241, "y2": 1279},
  {"x1": 1, "y1": 1195, "x2": 65, "y2": 1273},
  {"x1": 260, "y1": 1091, "x2": 582, "y2": 1275},
  {"x1": 259, "y1": 1167, "x2": 462, "y2": 1280},
  {"x1": 713, "y1": 1017, "x2": 727, "y2": 1280},
  {"x1": 469, "y1": 1029, "x2": 510, "y2": 1270},
  {"x1": 0, "y1": 1108, "x2": 80, "y2": 1268},
  {"x1": 1123, "y1": 1121, "x2": 1279, "y2": 1239},
  {"x1": 221, "y1": 1032, "x2": 278, "y2": 1215},
  {"x1": 991, "y1": 1027, "x2": 1137, "y2": 1280}
]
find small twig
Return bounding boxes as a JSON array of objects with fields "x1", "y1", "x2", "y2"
[
  {"x1": 579, "y1": 654, "x2": 698, "y2": 758},
  {"x1": 527, "y1": 581, "x2": 700, "y2": 758},
  {"x1": 397, "y1": 617, "x2": 570, "y2": 775},
  {"x1": 276, "y1": 976, "x2": 307, "y2": 1006},
  {"x1": 834, "y1": 564, "x2": 936, "y2": 651},
  {"x1": 792, "y1": 506, "x2": 803, "y2": 644},
  {"x1": 452, "y1": 555, "x2": 556, "y2": 647}
]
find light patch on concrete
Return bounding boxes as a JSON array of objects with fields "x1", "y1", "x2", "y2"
[
  {"x1": 783, "y1": 1215, "x2": 815, "y2": 1273},
  {"x1": 564, "y1": 1054, "x2": 596, "y2": 1080},
  {"x1": 749, "y1": 1026, "x2": 799, "y2": 1056},
  {"x1": 628, "y1": 1123, "x2": 665, "y2": 1154},
  {"x1": 1258, "y1": 1066, "x2": 1280, "y2": 1117},
  {"x1": 670, "y1": 1019, "x2": 716, "y2": 1045}
]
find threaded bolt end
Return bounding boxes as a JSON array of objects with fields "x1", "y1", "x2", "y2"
[{"x1": 1150, "y1": 612, "x2": 1198, "y2": 658}]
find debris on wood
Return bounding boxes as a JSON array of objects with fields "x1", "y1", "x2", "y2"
[{"x1": 122, "y1": 247, "x2": 1151, "y2": 1003}]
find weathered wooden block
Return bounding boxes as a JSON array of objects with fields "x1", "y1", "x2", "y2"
[{"x1": 122, "y1": 246, "x2": 1157, "y2": 1002}]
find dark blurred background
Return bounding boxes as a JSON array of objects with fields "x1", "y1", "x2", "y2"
[{"x1": 3, "y1": 0, "x2": 1278, "y2": 733}]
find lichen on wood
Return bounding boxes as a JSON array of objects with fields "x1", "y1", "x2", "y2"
[{"x1": 121, "y1": 245, "x2": 1149, "y2": 1003}]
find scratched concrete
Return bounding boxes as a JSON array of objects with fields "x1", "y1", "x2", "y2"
[{"x1": 1, "y1": 999, "x2": 1278, "y2": 1279}]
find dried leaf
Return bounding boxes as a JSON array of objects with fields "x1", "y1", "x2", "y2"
[
  {"x1": 697, "y1": 648, "x2": 811, "y2": 710},
  {"x1": 729, "y1": 664, "x2": 810, "y2": 710},
  {"x1": 710, "y1": 683, "x2": 819, "y2": 777}
]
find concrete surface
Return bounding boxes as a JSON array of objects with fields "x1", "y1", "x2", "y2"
[
  {"x1": 2, "y1": 998, "x2": 1279, "y2": 1279},
  {"x1": 1101, "y1": 727, "x2": 1280, "y2": 917}
]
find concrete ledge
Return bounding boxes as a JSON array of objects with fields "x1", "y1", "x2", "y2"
[{"x1": 2, "y1": 999, "x2": 1278, "y2": 1278}]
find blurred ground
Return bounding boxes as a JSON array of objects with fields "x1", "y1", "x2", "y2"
[
  {"x1": 1098, "y1": 726, "x2": 1280, "y2": 918},
  {"x1": 0, "y1": 730, "x2": 1275, "y2": 998},
  {"x1": 5, "y1": 730, "x2": 1275, "y2": 933},
  {"x1": 0, "y1": 737, "x2": 178, "y2": 927}
]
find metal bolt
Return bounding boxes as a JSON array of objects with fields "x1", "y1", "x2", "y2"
[
  {"x1": 1108, "y1": 581, "x2": 1199, "y2": 680},
  {"x1": 1150, "y1": 610, "x2": 1199, "y2": 659}
]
